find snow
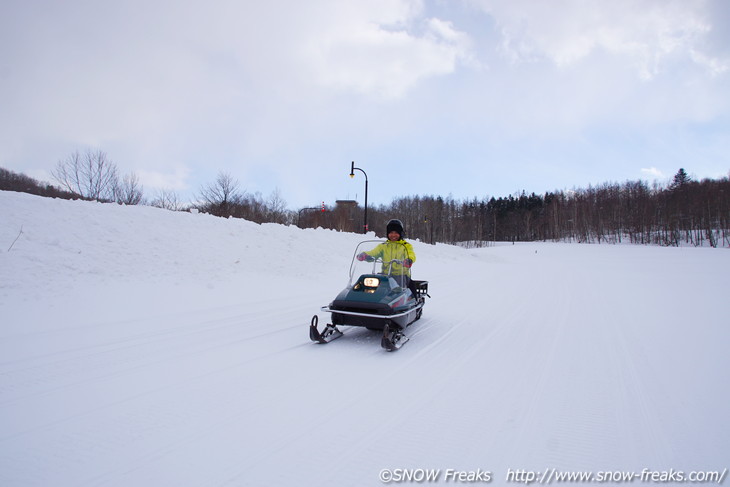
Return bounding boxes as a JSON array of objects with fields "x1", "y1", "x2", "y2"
[{"x1": 1, "y1": 190, "x2": 728, "y2": 486}]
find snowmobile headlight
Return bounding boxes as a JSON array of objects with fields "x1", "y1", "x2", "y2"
[{"x1": 363, "y1": 277, "x2": 380, "y2": 288}]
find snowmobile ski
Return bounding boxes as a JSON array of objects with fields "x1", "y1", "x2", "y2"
[
  {"x1": 309, "y1": 315, "x2": 343, "y2": 344},
  {"x1": 381, "y1": 323, "x2": 409, "y2": 352}
]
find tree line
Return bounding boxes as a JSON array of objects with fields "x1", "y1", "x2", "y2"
[
  {"x1": 0, "y1": 150, "x2": 290, "y2": 223},
  {"x1": 2, "y1": 150, "x2": 728, "y2": 248},
  {"x1": 301, "y1": 169, "x2": 730, "y2": 248}
]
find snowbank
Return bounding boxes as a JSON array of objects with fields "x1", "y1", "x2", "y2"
[{"x1": 1, "y1": 191, "x2": 728, "y2": 486}]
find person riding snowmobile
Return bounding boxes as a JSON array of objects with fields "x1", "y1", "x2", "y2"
[
  {"x1": 311, "y1": 220, "x2": 427, "y2": 350},
  {"x1": 357, "y1": 219, "x2": 417, "y2": 295}
]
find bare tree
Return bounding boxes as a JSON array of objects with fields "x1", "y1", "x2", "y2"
[
  {"x1": 196, "y1": 172, "x2": 241, "y2": 217},
  {"x1": 266, "y1": 188, "x2": 289, "y2": 224},
  {"x1": 151, "y1": 188, "x2": 184, "y2": 211},
  {"x1": 115, "y1": 172, "x2": 144, "y2": 205},
  {"x1": 52, "y1": 149, "x2": 119, "y2": 201}
]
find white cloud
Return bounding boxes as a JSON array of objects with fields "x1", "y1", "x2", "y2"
[
  {"x1": 298, "y1": 2, "x2": 475, "y2": 98},
  {"x1": 137, "y1": 167, "x2": 192, "y2": 191},
  {"x1": 470, "y1": 0, "x2": 725, "y2": 80},
  {"x1": 690, "y1": 49, "x2": 730, "y2": 76},
  {"x1": 1, "y1": 0, "x2": 728, "y2": 208},
  {"x1": 641, "y1": 167, "x2": 664, "y2": 178}
]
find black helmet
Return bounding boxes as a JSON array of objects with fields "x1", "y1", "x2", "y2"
[{"x1": 386, "y1": 219, "x2": 404, "y2": 238}]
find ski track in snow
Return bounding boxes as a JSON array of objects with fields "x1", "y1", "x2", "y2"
[{"x1": 1, "y1": 191, "x2": 728, "y2": 486}]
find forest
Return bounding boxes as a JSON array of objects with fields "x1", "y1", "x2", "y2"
[
  {"x1": 2, "y1": 160, "x2": 729, "y2": 248},
  {"x1": 304, "y1": 169, "x2": 730, "y2": 248}
]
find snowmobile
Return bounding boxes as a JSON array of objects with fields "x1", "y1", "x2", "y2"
[{"x1": 310, "y1": 240, "x2": 429, "y2": 351}]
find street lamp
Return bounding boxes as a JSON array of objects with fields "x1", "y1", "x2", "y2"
[{"x1": 349, "y1": 161, "x2": 368, "y2": 234}]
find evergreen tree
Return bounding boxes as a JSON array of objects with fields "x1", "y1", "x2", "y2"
[{"x1": 670, "y1": 168, "x2": 691, "y2": 190}]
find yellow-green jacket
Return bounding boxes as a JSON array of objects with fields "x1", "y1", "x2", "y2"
[{"x1": 362, "y1": 239, "x2": 416, "y2": 277}]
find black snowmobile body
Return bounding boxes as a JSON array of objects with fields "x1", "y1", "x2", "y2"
[
  {"x1": 326, "y1": 273, "x2": 427, "y2": 330},
  {"x1": 310, "y1": 239, "x2": 429, "y2": 351}
]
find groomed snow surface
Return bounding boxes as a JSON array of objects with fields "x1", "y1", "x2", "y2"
[{"x1": 1, "y1": 191, "x2": 728, "y2": 486}]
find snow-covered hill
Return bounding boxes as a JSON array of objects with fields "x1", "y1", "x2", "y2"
[{"x1": 1, "y1": 191, "x2": 728, "y2": 486}]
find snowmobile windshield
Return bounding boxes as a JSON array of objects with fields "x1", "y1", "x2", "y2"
[{"x1": 349, "y1": 240, "x2": 412, "y2": 288}]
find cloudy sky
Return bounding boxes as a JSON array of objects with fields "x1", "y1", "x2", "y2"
[{"x1": 2, "y1": 0, "x2": 729, "y2": 209}]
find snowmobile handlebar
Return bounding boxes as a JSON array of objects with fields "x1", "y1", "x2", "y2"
[
  {"x1": 356, "y1": 253, "x2": 405, "y2": 266},
  {"x1": 371, "y1": 257, "x2": 407, "y2": 267}
]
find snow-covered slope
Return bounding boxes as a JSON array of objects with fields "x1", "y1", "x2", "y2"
[{"x1": 1, "y1": 191, "x2": 728, "y2": 486}]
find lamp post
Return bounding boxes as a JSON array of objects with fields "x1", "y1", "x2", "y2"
[{"x1": 349, "y1": 161, "x2": 368, "y2": 234}]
